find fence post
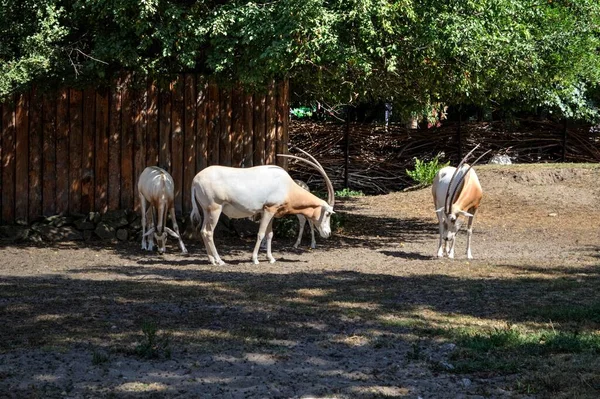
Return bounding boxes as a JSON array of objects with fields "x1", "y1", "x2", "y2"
[
  {"x1": 344, "y1": 107, "x2": 351, "y2": 189},
  {"x1": 562, "y1": 119, "x2": 568, "y2": 162}
]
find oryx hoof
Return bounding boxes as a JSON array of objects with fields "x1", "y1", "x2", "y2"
[{"x1": 268, "y1": 258, "x2": 276, "y2": 264}]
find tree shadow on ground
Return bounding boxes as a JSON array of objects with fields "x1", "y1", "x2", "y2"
[{"x1": 1, "y1": 260, "x2": 599, "y2": 397}]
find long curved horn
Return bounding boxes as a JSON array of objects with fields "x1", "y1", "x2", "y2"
[
  {"x1": 293, "y1": 147, "x2": 326, "y2": 173},
  {"x1": 447, "y1": 149, "x2": 491, "y2": 210},
  {"x1": 445, "y1": 144, "x2": 480, "y2": 213},
  {"x1": 277, "y1": 153, "x2": 335, "y2": 206}
]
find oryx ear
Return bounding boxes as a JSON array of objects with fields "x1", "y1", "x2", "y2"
[
  {"x1": 143, "y1": 227, "x2": 155, "y2": 237},
  {"x1": 165, "y1": 227, "x2": 180, "y2": 238},
  {"x1": 459, "y1": 210, "x2": 474, "y2": 218},
  {"x1": 435, "y1": 207, "x2": 445, "y2": 214}
]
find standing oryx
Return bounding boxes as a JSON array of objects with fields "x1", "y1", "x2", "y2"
[
  {"x1": 190, "y1": 149, "x2": 335, "y2": 265},
  {"x1": 432, "y1": 147, "x2": 488, "y2": 259},
  {"x1": 137, "y1": 166, "x2": 188, "y2": 254}
]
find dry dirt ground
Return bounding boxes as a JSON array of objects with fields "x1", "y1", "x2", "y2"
[{"x1": 0, "y1": 164, "x2": 599, "y2": 398}]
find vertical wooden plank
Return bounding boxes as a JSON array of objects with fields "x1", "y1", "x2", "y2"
[
  {"x1": 208, "y1": 82, "x2": 220, "y2": 166},
  {"x1": 171, "y1": 75, "x2": 184, "y2": 214},
  {"x1": 2, "y1": 95, "x2": 16, "y2": 223},
  {"x1": 29, "y1": 88, "x2": 43, "y2": 221},
  {"x1": 121, "y1": 73, "x2": 134, "y2": 210},
  {"x1": 69, "y1": 89, "x2": 83, "y2": 215},
  {"x1": 133, "y1": 76, "x2": 148, "y2": 212},
  {"x1": 183, "y1": 74, "x2": 197, "y2": 214},
  {"x1": 146, "y1": 80, "x2": 159, "y2": 167},
  {"x1": 108, "y1": 80, "x2": 122, "y2": 210},
  {"x1": 159, "y1": 80, "x2": 172, "y2": 171},
  {"x1": 42, "y1": 94, "x2": 56, "y2": 217},
  {"x1": 196, "y1": 76, "x2": 208, "y2": 172},
  {"x1": 81, "y1": 88, "x2": 95, "y2": 213},
  {"x1": 265, "y1": 81, "x2": 277, "y2": 165},
  {"x1": 253, "y1": 93, "x2": 266, "y2": 165},
  {"x1": 15, "y1": 93, "x2": 29, "y2": 222},
  {"x1": 219, "y1": 87, "x2": 232, "y2": 167},
  {"x1": 95, "y1": 88, "x2": 109, "y2": 213},
  {"x1": 242, "y1": 91, "x2": 254, "y2": 168},
  {"x1": 0, "y1": 102, "x2": 2, "y2": 221},
  {"x1": 56, "y1": 89, "x2": 70, "y2": 215},
  {"x1": 231, "y1": 84, "x2": 243, "y2": 168},
  {"x1": 276, "y1": 79, "x2": 289, "y2": 168}
]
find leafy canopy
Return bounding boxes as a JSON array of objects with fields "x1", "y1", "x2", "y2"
[{"x1": 1, "y1": 0, "x2": 599, "y2": 120}]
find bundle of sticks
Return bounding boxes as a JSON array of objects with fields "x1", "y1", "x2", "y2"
[{"x1": 287, "y1": 119, "x2": 599, "y2": 194}]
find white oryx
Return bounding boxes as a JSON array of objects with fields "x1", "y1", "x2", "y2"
[
  {"x1": 432, "y1": 147, "x2": 488, "y2": 259},
  {"x1": 190, "y1": 149, "x2": 335, "y2": 265},
  {"x1": 137, "y1": 166, "x2": 188, "y2": 254},
  {"x1": 293, "y1": 179, "x2": 317, "y2": 249}
]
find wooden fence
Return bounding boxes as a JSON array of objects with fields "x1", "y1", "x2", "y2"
[{"x1": 0, "y1": 75, "x2": 289, "y2": 224}]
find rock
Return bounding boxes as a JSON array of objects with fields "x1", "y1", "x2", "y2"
[
  {"x1": 461, "y1": 378, "x2": 472, "y2": 387},
  {"x1": 84, "y1": 230, "x2": 94, "y2": 241},
  {"x1": 103, "y1": 216, "x2": 129, "y2": 229},
  {"x1": 35, "y1": 225, "x2": 83, "y2": 241},
  {"x1": 74, "y1": 219, "x2": 96, "y2": 230},
  {"x1": 129, "y1": 218, "x2": 142, "y2": 230},
  {"x1": 102, "y1": 210, "x2": 128, "y2": 221},
  {"x1": 116, "y1": 229, "x2": 128, "y2": 241},
  {"x1": 95, "y1": 222, "x2": 116, "y2": 240},
  {"x1": 488, "y1": 154, "x2": 512, "y2": 165},
  {"x1": 89, "y1": 212, "x2": 102, "y2": 224},
  {"x1": 0, "y1": 225, "x2": 30, "y2": 242},
  {"x1": 548, "y1": 212, "x2": 558, "y2": 217}
]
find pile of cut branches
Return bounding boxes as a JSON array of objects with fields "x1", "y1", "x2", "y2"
[{"x1": 288, "y1": 119, "x2": 599, "y2": 194}]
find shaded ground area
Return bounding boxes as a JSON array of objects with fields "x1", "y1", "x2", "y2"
[{"x1": 0, "y1": 164, "x2": 599, "y2": 398}]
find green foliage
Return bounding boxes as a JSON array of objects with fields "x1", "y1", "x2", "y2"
[
  {"x1": 335, "y1": 188, "x2": 364, "y2": 198},
  {"x1": 290, "y1": 106, "x2": 314, "y2": 119},
  {"x1": 273, "y1": 217, "x2": 299, "y2": 239},
  {"x1": 1, "y1": 0, "x2": 600, "y2": 120},
  {"x1": 135, "y1": 320, "x2": 171, "y2": 360},
  {"x1": 406, "y1": 155, "x2": 449, "y2": 186}
]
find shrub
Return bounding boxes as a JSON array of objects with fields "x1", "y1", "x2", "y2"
[{"x1": 406, "y1": 154, "x2": 449, "y2": 186}]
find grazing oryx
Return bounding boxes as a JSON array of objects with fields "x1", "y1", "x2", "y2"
[
  {"x1": 432, "y1": 147, "x2": 488, "y2": 259},
  {"x1": 190, "y1": 149, "x2": 335, "y2": 265},
  {"x1": 138, "y1": 166, "x2": 188, "y2": 254},
  {"x1": 293, "y1": 179, "x2": 317, "y2": 249}
]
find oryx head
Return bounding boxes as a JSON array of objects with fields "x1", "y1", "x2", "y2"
[
  {"x1": 143, "y1": 226, "x2": 179, "y2": 254},
  {"x1": 279, "y1": 148, "x2": 336, "y2": 239},
  {"x1": 436, "y1": 207, "x2": 473, "y2": 241}
]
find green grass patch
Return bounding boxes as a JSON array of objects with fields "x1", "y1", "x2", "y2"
[
  {"x1": 523, "y1": 302, "x2": 600, "y2": 324},
  {"x1": 335, "y1": 188, "x2": 364, "y2": 198}
]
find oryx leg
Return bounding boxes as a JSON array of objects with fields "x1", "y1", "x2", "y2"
[
  {"x1": 147, "y1": 207, "x2": 157, "y2": 251},
  {"x1": 436, "y1": 212, "x2": 445, "y2": 258},
  {"x1": 169, "y1": 207, "x2": 188, "y2": 254},
  {"x1": 294, "y1": 215, "x2": 307, "y2": 248},
  {"x1": 448, "y1": 234, "x2": 456, "y2": 259},
  {"x1": 252, "y1": 212, "x2": 275, "y2": 264},
  {"x1": 264, "y1": 218, "x2": 276, "y2": 263},
  {"x1": 140, "y1": 194, "x2": 149, "y2": 250},
  {"x1": 466, "y1": 209, "x2": 476, "y2": 260},
  {"x1": 201, "y1": 205, "x2": 224, "y2": 265},
  {"x1": 308, "y1": 220, "x2": 316, "y2": 249},
  {"x1": 156, "y1": 202, "x2": 167, "y2": 254}
]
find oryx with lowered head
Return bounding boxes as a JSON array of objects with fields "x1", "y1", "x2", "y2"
[
  {"x1": 190, "y1": 149, "x2": 335, "y2": 265},
  {"x1": 432, "y1": 146, "x2": 489, "y2": 259}
]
